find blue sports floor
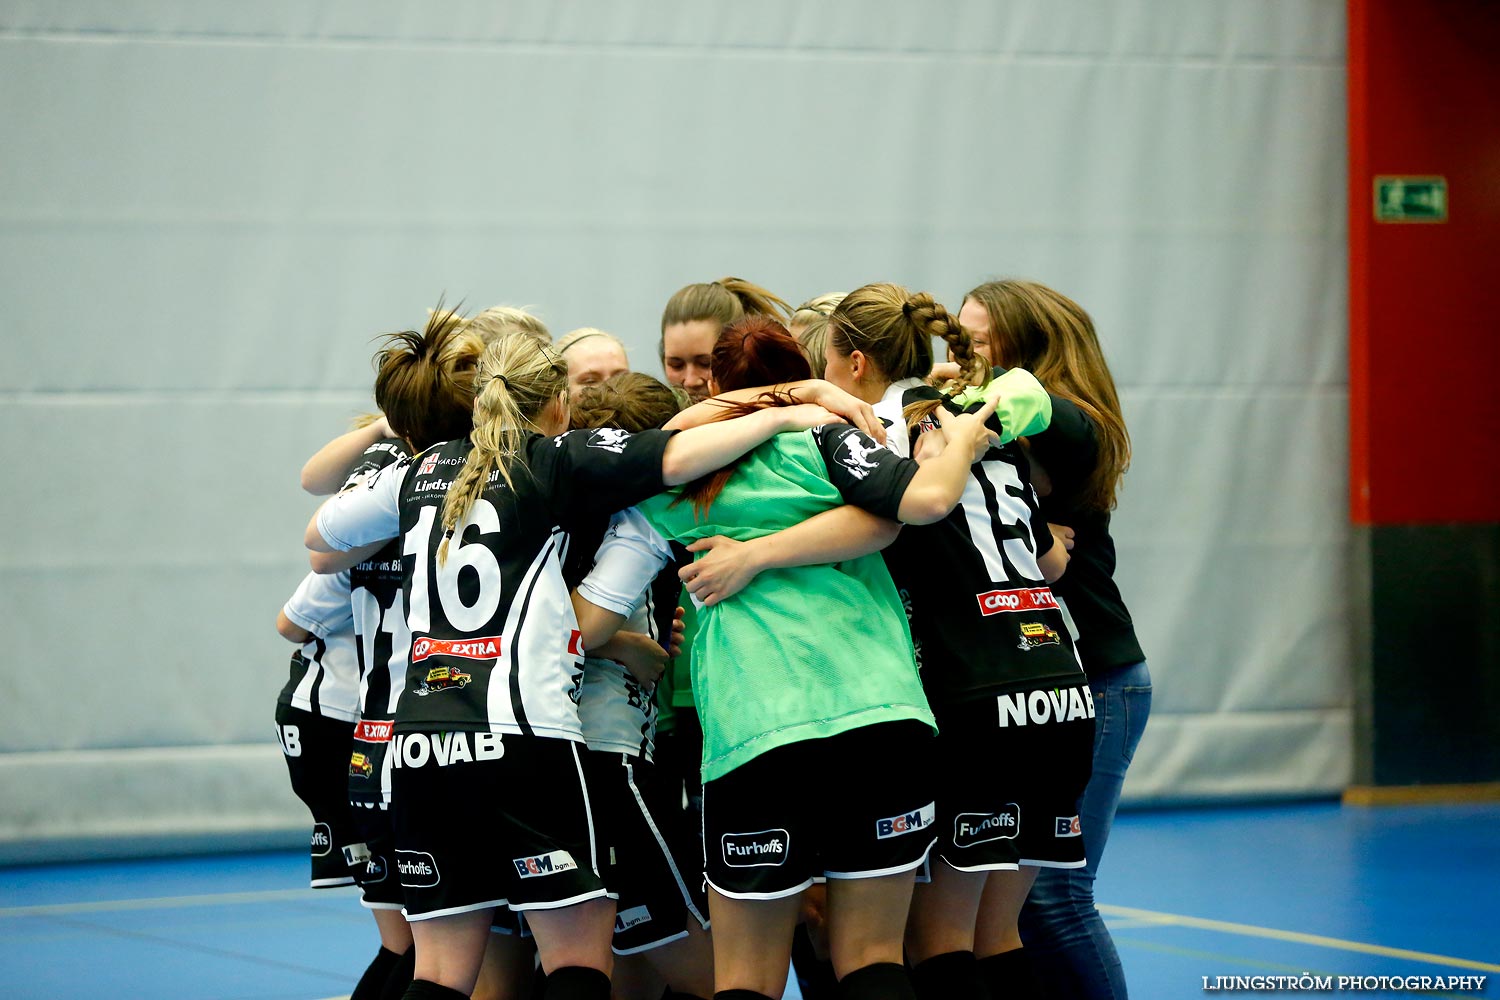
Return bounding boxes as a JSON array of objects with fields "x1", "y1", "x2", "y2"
[{"x1": 3, "y1": 802, "x2": 1496, "y2": 999}]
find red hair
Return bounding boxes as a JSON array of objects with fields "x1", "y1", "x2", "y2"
[
  {"x1": 675, "y1": 316, "x2": 811, "y2": 517},
  {"x1": 711, "y1": 316, "x2": 811, "y2": 392}
]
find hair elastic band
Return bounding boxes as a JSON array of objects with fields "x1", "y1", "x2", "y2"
[{"x1": 559, "y1": 331, "x2": 609, "y2": 351}]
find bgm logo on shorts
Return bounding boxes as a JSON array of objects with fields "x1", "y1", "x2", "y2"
[
  {"x1": 1055, "y1": 815, "x2": 1082, "y2": 838},
  {"x1": 722, "y1": 829, "x2": 790, "y2": 867},
  {"x1": 343, "y1": 842, "x2": 371, "y2": 867},
  {"x1": 513, "y1": 850, "x2": 579, "y2": 878},
  {"x1": 876, "y1": 802, "x2": 936, "y2": 840},
  {"x1": 395, "y1": 850, "x2": 441, "y2": 888},
  {"x1": 587, "y1": 427, "x2": 631, "y2": 454},
  {"x1": 310, "y1": 822, "x2": 333, "y2": 857},
  {"x1": 615, "y1": 905, "x2": 653, "y2": 932},
  {"x1": 953, "y1": 805, "x2": 1021, "y2": 849}
]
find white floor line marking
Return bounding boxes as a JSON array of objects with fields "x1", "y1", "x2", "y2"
[
  {"x1": 1098, "y1": 904, "x2": 1500, "y2": 973},
  {"x1": 0, "y1": 888, "x2": 327, "y2": 917}
]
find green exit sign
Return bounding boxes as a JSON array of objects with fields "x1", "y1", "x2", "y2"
[{"x1": 1374, "y1": 176, "x2": 1447, "y2": 223}]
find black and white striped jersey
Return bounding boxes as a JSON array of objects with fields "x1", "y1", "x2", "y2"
[
  {"x1": 277, "y1": 569, "x2": 361, "y2": 723},
  {"x1": 875, "y1": 379, "x2": 1083, "y2": 704},
  {"x1": 574, "y1": 507, "x2": 682, "y2": 760},
  {"x1": 316, "y1": 427, "x2": 675, "y2": 739},
  {"x1": 342, "y1": 438, "x2": 411, "y2": 808}
]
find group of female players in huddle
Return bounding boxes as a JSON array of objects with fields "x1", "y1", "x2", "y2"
[{"x1": 272, "y1": 275, "x2": 1151, "y2": 1000}]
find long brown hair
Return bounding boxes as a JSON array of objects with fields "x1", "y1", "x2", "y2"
[
  {"x1": 658, "y1": 276, "x2": 791, "y2": 363},
  {"x1": 965, "y1": 279, "x2": 1130, "y2": 510}
]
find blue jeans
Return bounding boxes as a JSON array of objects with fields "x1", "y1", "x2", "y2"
[{"x1": 1019, "y1": 659, "x2": 1152, "y2": 1000}]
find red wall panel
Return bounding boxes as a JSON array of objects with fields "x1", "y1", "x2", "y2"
[{"x1": 1348, "y1": 0, "x2": 1500, "y2": 525}]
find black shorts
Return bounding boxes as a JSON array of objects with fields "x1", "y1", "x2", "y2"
[
  {"x1": 702, "y1": 721, "x2": 937, "y2": 899},
  {"x1": 924, "y1": 685, "x2": 1095, "y2": 875},
  {"x1": 390, "y1": 731, "x2": 609, "y2": 920},
  {"x1": 583, "y1": 751, "x2": 709, "y2": 954},
  {"x1": 350, "y1": 804, "x2": 403, "y2": 909},
  {"x1": 275, "y1": 704, "x2": 360, "y2": 888}
]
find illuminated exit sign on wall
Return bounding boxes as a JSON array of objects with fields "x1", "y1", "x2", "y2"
[{"x1": 1373, "y1": 176, "x2": 1447, "y2": 222}]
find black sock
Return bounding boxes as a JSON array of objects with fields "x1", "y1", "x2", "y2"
[
  {"x1": 911, "y1": 951, "x2": 989, "y2": 1000},
  {"x1": 351, "y1": 947, "x2": 403, "y2": 1000},
  {"x1": 977, "y1": 948, "x2": 1043, "y2": 1000},
  {"x1": 401, "y1": 980, "x2": 470, "y2": 1000},
  {"x1": 543, "y1": 965, "x2": 611, "y2": 1000},
  {"x1": 714, "y1": 991, "x2": 776, "y2": 1000},
  {"x1": 837, "y1": 962, "x2": 916, "y2": 1000},
  {"x1": 379, "y1": 947, "x2": 416, "y2": 1000}
]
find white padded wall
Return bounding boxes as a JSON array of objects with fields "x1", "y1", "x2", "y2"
[{"x1": 0, "y1": 0, "x2": 1348, "y2": 858}]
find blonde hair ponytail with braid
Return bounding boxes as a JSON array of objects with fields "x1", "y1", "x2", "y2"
[
  {"x1": 828, "y1": 283, "x2": 990, "y2": 425},
  {"x1": 437, "y1": 333, "x2": 569, "y2": 563}
]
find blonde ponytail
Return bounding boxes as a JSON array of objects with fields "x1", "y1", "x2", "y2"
[{"x1": 437, "y1": 333, "x2": 568, "y2": 562}]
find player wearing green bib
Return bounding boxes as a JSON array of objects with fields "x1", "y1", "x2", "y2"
[
  {"x1": 638, "y1": 318, "x2": 1003, "y2": 1000},
  {"x1": 640, "y1": 424, "x2": 929, "y2": 785}
]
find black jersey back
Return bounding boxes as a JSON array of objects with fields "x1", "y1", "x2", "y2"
[
  {"x1": 875, "y1": 379, "x2": 1083, "y2": 704},
  {"x1": 342, "y1": 438, "x2": 411, "y2": 806},
  {"x1": 318, "y1": 427, "x2": 675, "y2": 739}
]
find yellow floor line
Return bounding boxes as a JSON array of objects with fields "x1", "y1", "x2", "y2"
[
  {"x1": 1099, "y1": 904, "x2": 1500, "y2": 973},
  {"x1": 1102, "y1": 917, "x2": 1169, "y2": 930}
]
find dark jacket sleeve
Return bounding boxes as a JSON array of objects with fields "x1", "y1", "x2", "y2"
[{"x1": 1024, "y1": 394, "x2": 1097, "y2": 504}]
